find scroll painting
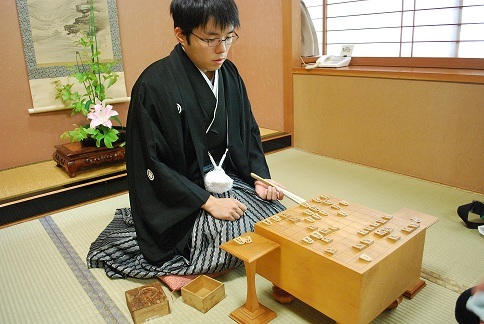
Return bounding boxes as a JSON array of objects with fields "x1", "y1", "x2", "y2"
[{"x1": 16, "y1": 0, "x2": 128, "y2": 114}]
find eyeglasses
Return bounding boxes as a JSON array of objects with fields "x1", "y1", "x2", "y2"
[{"x1": 190, "y1": 32, "x2": 239, "y2": 47}]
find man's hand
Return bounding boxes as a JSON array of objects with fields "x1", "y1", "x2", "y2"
[
  {"x1": 202, "y1": 195, "x2": 247, "y2": 221},
  {"x1": 254, "y1": 179, "x2": 285, "y2": 201},
  {"x1": 471, "y1": 282, "x2": 484, "y2": 295}
]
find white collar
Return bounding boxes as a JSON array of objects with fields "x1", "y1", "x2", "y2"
[
  {"x1": 198, "y1": 69, "x2": 220, "y2": 133},
  {"x1": 198, "y1": 69, "x2": 219, "y2": 97}
]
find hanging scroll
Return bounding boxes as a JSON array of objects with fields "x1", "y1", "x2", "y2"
[{"x1": 16, "y1": 0, "x2": 129, "y2": 114}]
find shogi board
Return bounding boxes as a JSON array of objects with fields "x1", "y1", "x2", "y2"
[{"x1": 254, "y1": 194, "x2": 437, "y2": 324}]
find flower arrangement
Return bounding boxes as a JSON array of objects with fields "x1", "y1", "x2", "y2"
[{"x1": 54, "y1": 0, "x2": 123, "y2": 148}]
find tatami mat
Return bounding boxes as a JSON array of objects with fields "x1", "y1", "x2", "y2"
[
  {"x1": 259, "y1": 127, "x2": 281, "y2": 138},
  {"x1": 1, "y1": 148, "x2": 483, "y2": 323},
  {"x1": 50, "y1": 193, "x2": 334, "y2": 323},
  {"x1": 0, "y1": 220, "x2": 106, "y2": 323},
  {"x1": 373, "y1": 280, "x2": 459, "y2": 324},
  {"x1": 0, "y1": 160, "x2": 126, "y2": 203},
  {"x1": 43, "y1": 197, "x2": 335, "y2": 323}
]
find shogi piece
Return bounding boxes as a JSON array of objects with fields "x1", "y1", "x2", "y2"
[
  {"x1": 181, "y1": 275, "x2": 226, "y2": 313},
  {"x1": 125, "y1": 281, "x2": 170, "y2": 324},
  {"x1": 255, "y1": 195, "x2": 438, "y2": 324}
]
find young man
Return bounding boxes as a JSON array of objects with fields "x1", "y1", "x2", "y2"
[{"x1": 87, "y1": 0, "x2": 285, "y2": 278}]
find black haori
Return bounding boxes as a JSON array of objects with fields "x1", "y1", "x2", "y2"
[{"x1": 86, "y1": 175, "x2": 285, "y2": 278}]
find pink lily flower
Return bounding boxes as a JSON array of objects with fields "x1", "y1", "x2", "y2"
[{"x1": 87, "y1": 99, "x2": 119, "y2": 128}]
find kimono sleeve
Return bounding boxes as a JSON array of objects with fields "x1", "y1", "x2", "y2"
[{"x1": 126, "y1": 79, "x2": 210, "y2": 237}]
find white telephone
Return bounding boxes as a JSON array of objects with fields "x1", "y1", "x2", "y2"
[
  {"x1": 305, "y1": 55, "x2": 351, "y2": 69},
  {"x1": 305, "y1": 45, "x2": 353, "y2": 69}
]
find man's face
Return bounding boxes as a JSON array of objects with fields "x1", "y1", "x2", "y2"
[{"x1": 176, "y1": 18, "x2": 235, "y2": 79}]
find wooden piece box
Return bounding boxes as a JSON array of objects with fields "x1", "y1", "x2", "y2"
[
  {"x1": 125, "y1": 281, "x2": 170, "y2": 324},
  {"x1": 181, "y1": 275, "x2": 225, "y2": 313}
]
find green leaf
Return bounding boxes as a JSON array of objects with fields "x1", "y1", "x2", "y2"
[
  {"x1": 104, "y1": 129, "x2": 119, "y2": 141},
  {"x1": 103, "y1": 138, "x2": 114, "y2": 148},
  {"x1": 111, "y1": 115, "x2": 123, "y2": 127},
  {"x1": 85, "y1": 128, "x2": 96, "y2": 135},
  {"x1": 84, "y1": 100, "x2": 92, "y2": 114},
  {"x1": 61, "y1": 91, "x2": 71, "y2": 101},
  {"x1": 60, "y1": 125, "x2": 88, "y2": 143},
  {"x1": 74, "y1": 73, "x2": 86, "y2": 82},
  {"x1": 106, "y1": 74, "x2": 118, "y2": 89}
]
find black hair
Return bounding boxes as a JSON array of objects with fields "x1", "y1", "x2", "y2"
[{"x1": 170, "y1": 0, "x2": 240, "y2": 37}]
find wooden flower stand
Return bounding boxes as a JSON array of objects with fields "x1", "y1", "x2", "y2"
[
  {"x1": 53, "y1": 142, "x2": 126, "y2": 177},
  {"x1": 220, "y1": 233, "x2": 279, "y2": 324}
]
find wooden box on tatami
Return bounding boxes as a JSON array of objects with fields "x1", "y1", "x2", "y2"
[
  {"x1": 181, "y1": 275, "x2": 225, "y2": 313},
  {"x1": 125, "y1": 281, "x2": 170, "y2": 323}
]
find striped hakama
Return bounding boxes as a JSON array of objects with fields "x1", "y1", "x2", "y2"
[{"x1": 87, "y1": 176, "x2": 285, "y2": 279}]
